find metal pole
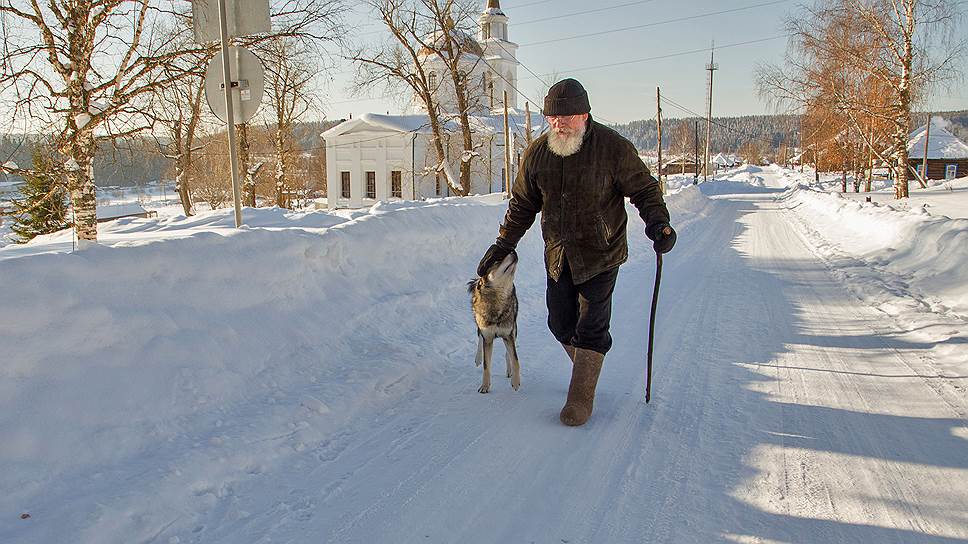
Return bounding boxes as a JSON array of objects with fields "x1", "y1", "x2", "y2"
[{"x1": 217, "y1": 0, "x2": 244, "y2": 228}]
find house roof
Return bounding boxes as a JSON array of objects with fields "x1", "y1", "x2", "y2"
[
  {"x1": 97, "y1": 203, "x2": 148, "y2": 220},
  {"x1": 907, "y1": 117, "x2": 968, "y2": 160},
  {"x1": 322, "y1": 111, "x2": 547, "y2": 140},
  {"x1": 417, "y1": 28, "x2": 485, "y2": 58}
]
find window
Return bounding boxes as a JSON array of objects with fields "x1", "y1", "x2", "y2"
[
  {"x1": 946, "y1": 164, "x2": 958, "y2": 180},
  {"x1": 428, "y1": 71, "x2": 437, "y2": 89},
  {"x1": 435, "y1": 173, "x2": 442, "y2": 196},
  {"x1": 482, "y1": 23, "x2": 490, "y2": 39},
  {"x1": 366, "y1": 171, "x2": 376, "y2": 199},
  {"x1": 391, "y1": 171, "x2": 402, "y2": 198},
  {"x1": 340, "y1": 171, "x2": 350, "y2": 198}
]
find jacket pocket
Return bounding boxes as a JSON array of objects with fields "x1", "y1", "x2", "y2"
[{"x1": 595, "y1": 215, "x2": 611, "y2": 249}]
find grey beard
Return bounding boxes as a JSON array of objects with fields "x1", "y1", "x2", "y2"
[{"x1": 547, "y1": 125, "x2": 586, "y2": 157}]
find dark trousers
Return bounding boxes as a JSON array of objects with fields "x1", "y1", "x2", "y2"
[{"x1": 546, "y1": 256, "x2": 619, "y2": 355}]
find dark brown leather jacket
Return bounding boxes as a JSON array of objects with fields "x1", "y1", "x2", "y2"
[{"x1": 497, "y1": 117, "x2": 670, "y2": 283}]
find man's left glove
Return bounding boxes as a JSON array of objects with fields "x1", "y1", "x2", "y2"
[
  {"x1": 646, "y1": 223, "x2": 676, "y2": 254},
  {"x1": 477, "y1": 241, "x2": 514, "y2": 277}
]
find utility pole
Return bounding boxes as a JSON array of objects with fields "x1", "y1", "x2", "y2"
[
  {"x1": 704, "y1": 43, "x2": 718, "y2": 182},
  {"x1": 656, "y1": 87, "x2": 664, "y2": 194},
  {"x1": 503, "y1": 90, "x2": 511, "y2": 196},
  {"x1": 524, "y1": 101, "x2": 533, "y2": 147},
  {"x1": 694, "y1": 120, "x2": 699, "y2": 185},
  {"x1": 921, "y1": 113, "x2": 932, "y2": 184}
]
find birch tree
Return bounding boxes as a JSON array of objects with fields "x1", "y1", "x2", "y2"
[
  {"x1": 0, "y1": 0, "x2": 345, "y2": 241},
  {"x1": 0, "y1": 0, "x2": 206, "y2": 244},
  {"x1": 418, "y1": 0, "x2": 486, "y2": 195},
  {"x1": 151, "y1": 47, "x2": 216, "y2": 216},
  {"x1": 260, "y1": 37, "x2": 315, "y2": 207},
  {"x1": 349, "y1": 0, "x2": 483, "y2": 196},
  {"x1": 757, "y1": 0, "x2": 963, "y2": 198}
]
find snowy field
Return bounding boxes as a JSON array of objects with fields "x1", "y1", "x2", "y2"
[{"x1": 2, "y1": 165, "x2": 967, "y2": 543}]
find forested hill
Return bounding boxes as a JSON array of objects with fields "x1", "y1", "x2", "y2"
[
  {"x1": 610, "y1": 110, "x2": 968, "y2": 154},
  {"x1": 1, "y1": 120, "x2": 343, "y2": 187}
]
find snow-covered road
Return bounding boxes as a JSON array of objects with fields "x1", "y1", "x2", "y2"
[
  {"x1": 3, "y1": 174, "x2": 966, "y2": 543},
  {"x1": 183, "y1": 191, "x2": 968, "y2": 542}
]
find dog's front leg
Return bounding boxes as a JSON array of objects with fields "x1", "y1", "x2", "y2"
[
  {"x1": 475, "y1": 330, "x2": 484, "y2": 367},
  {"x1": 503, "y1": 336, "x2": 521, "y2": 391},
  {"x1": 479, "y1": 337, "x2": 493, "y2": 394}
]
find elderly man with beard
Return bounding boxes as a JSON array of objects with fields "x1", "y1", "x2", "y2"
[{"x1": 477, "y1": 78, "x2": 676, "y2": 426}]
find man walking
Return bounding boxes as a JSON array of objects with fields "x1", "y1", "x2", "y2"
[{"x1": 477, "y1": 78, "x2": 676, "y2": 426}]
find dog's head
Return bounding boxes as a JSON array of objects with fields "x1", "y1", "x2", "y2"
[{"x1": 467, "y1": 251, "x2": 518, "y2": 295}]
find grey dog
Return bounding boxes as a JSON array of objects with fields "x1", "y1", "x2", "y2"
[{"x1": 467, "y1": 251, "x2": 521, "y2": 393}]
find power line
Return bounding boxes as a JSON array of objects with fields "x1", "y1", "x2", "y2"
[
  {"x1": 519, "y1": 0, "x2": 793, "y2": 47},
  {"x1": 520, "y1": 35, "x2": 790, "y2": 81},
  {"x1": 477, "y1": 49, "x2": 623, "y2": 126},
  {"x1": 660, "y1": 94, "x2": 783, "y2": 149},
  {"x1": 515, "y1": 0, "x2": 658, "y2": 26},
  {"x1": 504, "y1": 0, "x2": 557, "y2": 9}
]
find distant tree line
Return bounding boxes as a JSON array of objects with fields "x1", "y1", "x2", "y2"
[{"x1": 609, "y1": 110, "x2": 968, "y2": 158}]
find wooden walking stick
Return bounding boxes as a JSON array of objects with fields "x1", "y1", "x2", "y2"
[{"x1": 646, "y1": 251, "x2": 663, "y2": 403}]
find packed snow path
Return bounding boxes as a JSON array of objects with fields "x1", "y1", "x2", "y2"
[
  {"x1": 3, "y1": 182, "x2": 967, "y2": 543},
  {"x1": 198, "y1": 193, "x2": 960, "y2": 541},
  {"x1": 284, "y1": 192, "x2": 967, "y2": 544}
]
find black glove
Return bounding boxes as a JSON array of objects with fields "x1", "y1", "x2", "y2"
[
  {"x1": 477, "y1": 242, "x2": 513, "y2": 277},
  {"x1": 646, "y1": 223, "x2": 676, "y2": 254}
]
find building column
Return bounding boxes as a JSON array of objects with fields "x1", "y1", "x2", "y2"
[
  {"x1": 326, "y1": 141, "x2": 338, "y2": 211},
  {"x1": 376, "y1": 140, "x2": 389, "y2": 201},
  {"x1": 350, "y1": 140, "x2": 363, "y2": 208}
]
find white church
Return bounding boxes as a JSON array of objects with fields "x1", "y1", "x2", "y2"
[{"x1": 322, "y1": 0, "x2": 547, "y2": 209}]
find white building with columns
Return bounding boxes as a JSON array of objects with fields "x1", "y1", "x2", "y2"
[{"x1": 322, "y1": 0, "x2": 544, "y2": 209}]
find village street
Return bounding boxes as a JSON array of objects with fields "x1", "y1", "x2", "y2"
[
  {"x1": 2, "y1": 169, "x2": 967, "y2": 543},
  {"x1": 261, "y1": 185, "x2": 968, "y2": 543}
]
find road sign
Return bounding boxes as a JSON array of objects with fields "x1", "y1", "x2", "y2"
[
  {"x1": 204, "y1": 46, "x2": 265, "y2": 124},
  {"x1": 192, "y1": 0, "x2": 270, "y2": 43}
]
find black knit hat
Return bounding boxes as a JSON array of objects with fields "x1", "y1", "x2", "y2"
[{"x1": 543, "y1": 78, "x2": 591, "y2": 116}]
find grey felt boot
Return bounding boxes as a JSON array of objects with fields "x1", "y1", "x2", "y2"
[
  {"x1": 561, "y1": 342, "x2": 576, "y2": 364},
  {"x1": 559, "y1": 347, "x2": 605, "y2": 426}
]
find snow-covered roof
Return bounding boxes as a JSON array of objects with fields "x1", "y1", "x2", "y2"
[
  {"x1": 97, "y1": 203, "x2": 149, "y2": 220},
  {"x1": 322, "y1": 111, "x2": 547, "y2": 140},
  {"x1": 907, "y1": 117, "x2": 968, "y2": 160},
  {"x1": 418, "y1": 28, "x2": 484, "y2": 58}
]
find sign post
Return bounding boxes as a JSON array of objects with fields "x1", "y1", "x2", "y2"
[
  {"x1": 193, "y1": 0, "x2": 269, "y2": 228},
  {"x1": 218, "y1": 0, "x2": 244, "y2": 227}
]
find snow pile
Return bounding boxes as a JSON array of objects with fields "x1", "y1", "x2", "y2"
[
  {"x1": 786, "y1": 185, "x2": 968, "y2": 316},
  {"x1": 0, "y1": 189, "x2": 708, "y2": 543},
  {"x1": 907, "y1": 116, "x2": 968, "y2": 159},
  {"x1": 0, "y1": 196, "x2": 515, "y2": 542}
]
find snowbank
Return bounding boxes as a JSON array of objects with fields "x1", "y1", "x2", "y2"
[
  {"x1": 785, "y1": 184, "x2": 968, "y2": 317},
  {"x1": 0, "y1": 189, "x2": 707, "y2": 543}
]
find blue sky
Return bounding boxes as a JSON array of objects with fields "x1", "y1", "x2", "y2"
[{"x1": 324, "y1": 0, "x2": 967, "y2": 124}]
